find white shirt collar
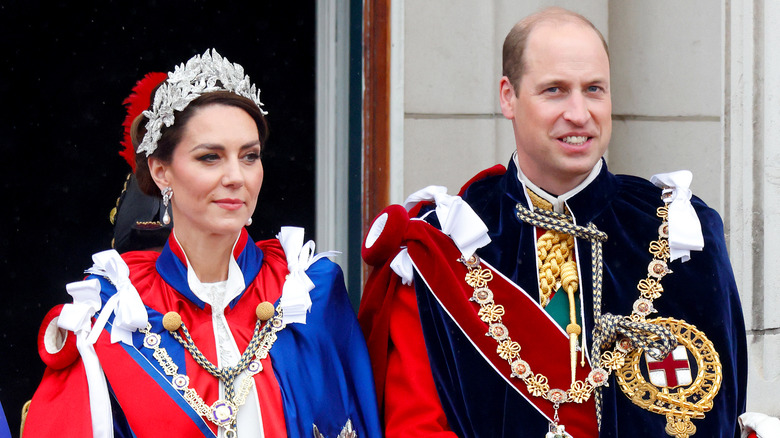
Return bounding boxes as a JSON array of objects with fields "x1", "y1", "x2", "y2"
[
  {"x1": 513, "y1": 152, "x2": 603, "y2": 214},
  {"x1": 172, "y1": 231, "x2": 246, "y2": 311}
]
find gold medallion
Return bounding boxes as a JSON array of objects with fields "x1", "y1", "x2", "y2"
[{"x1": 615, "y1": 317, "x2": 722, "y2": 438}]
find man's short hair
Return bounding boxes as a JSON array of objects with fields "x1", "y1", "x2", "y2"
[{"x1": 502, "y1": 7, "x2": 610, "y2": 95}]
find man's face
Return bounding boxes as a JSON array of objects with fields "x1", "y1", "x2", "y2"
[{"x1": 500, "y1": 21, "x2": 611, "y2": 195}]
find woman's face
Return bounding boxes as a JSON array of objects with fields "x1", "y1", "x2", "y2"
[{"x1": 150, "y1": 104, "x2": 263, "y2": 239}]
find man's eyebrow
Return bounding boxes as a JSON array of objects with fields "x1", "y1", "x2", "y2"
[
  {"x1": 586, "y1": 77, "x2": 609, "y2": 84},
  {"x1": 535, "y1": 79, "x2": 567, "y2": 90}
]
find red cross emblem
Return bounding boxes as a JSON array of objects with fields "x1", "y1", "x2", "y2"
[{"x1": 645, "y1": 345, "x2": 692, "y2": 388}]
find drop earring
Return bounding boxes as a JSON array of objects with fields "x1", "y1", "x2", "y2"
[
  {"x1": 246, "y1": 217, "x2": 253, "y2": 226},
  {"x1": 161, "y1": 187, "x2": 173, "y2": 225}
]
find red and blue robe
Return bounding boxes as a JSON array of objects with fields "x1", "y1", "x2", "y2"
[{"x1": 25, "y1": 228, "x2": 381, "y2": 438}]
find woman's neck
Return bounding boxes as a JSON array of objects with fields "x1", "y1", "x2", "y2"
[{"x1": 173, "y1": 228, "x2": 239, "y2": 283}]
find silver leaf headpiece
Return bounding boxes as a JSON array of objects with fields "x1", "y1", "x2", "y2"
[{"x1": 137, "y1": 49, "x2": 267, "y2": 157}]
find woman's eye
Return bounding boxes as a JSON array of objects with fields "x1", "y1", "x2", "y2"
[
  {"x1": 243, "y1": 152, "x2": 262, "y2": 162},
  {"x1": 197, "y1": 153, "x2": 220, "y2": 162}
]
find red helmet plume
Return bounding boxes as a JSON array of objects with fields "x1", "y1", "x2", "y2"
[{"x1": 119, "y1": 72, "x2": 168, "y2": 171}]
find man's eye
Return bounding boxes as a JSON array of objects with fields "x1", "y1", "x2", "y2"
[
  {"x1": 587, "y1": 85, "x2": 602, "y2": 93},
  {"x1": 544, "y1": 87, "x2": 560, "y2": 94}
]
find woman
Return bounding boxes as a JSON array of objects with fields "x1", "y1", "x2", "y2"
[{"x1": 23, "y1": 49, "x2": 381, "y2": 438}]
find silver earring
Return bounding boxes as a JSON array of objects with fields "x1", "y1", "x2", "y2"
[
  {"x1": 246, "y1": 217, "x2": 253, "y2": 226},
  {"x1": 161, "y1": 187, "x2": 173, "y2": 225}
]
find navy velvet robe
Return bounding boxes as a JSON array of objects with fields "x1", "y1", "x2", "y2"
[{"x1": 414, "y1": 159, "x2": 746, "y2": 437}]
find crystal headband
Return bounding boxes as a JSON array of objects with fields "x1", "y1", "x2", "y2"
[{"x1": 137, "y1": 49, "x2": 267, "y2": 157}]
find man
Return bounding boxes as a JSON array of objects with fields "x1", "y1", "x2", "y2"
[{"x1": 359, "y1": 7, "x2": 746, "y2": 438}]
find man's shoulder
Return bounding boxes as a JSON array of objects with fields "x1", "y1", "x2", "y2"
[
  {"x1": 612, "y1": 172, "x2": 724, "y2": 238},
  {"x1": 409, "y1": 164, "x2": 508, "y2": 219},
  {"x1": 613, "y1": 172, "x2": 663, "y2": 197},
  {"x1": 614, "y1": 172, "x2": 719, "y2": 213},
  {"x1": 456, "y1": 164, "x2": 507, "y2": 196}
]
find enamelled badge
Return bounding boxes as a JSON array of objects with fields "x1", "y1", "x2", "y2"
[{"x1": 615, "y1": 317, "x2": 722, "y2": 438}]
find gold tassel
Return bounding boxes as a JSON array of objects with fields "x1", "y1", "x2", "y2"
[{"x1": 561, "y1": 260, "x2": 580, "y2": 384}]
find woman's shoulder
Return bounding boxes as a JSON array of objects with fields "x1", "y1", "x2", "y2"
[
  {"x1": 120, "y1": 249, "x2": 161, "y2": 268},
  {"x1": 120, "y1": 249, "x2": 162, "y2": 287},
  {"x1": 257, "y1": 236, "x2": 342, "y2": 279},
  {"x1": 255, "y1": 237, "x2": 285, "y2": 259}
]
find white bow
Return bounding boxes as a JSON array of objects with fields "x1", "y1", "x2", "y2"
[
  {"x1": 650, "y1": 171, "x2": 704, "y2": 262},
  {"x1": 390, "y1": 248, "x2": 415, "y2": 285},
  {"x1": 277, "y1": 227, "x2": 339, "y2": 325},
  {"x1": 57, "y1": 279, "x2": 114, "y2": 438},
  {"x1": 739, "y1": 412, "x2": 780, "y2": 438},
  {"x1": 403, "y1": 186, "x2": 491, "y2": 259},
  {"x1": 58, "y1": 279, "x2": 102, "y2": 335},
  {"x1": 85, "y1": 250, "x2": 148, "y2": 345}
]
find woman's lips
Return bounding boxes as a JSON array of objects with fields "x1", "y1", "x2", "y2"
[{"x1": 214, "y1": 199, "x2": 244, "y2": 211}]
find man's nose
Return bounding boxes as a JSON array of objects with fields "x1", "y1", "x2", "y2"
[{"x1": 563, "y1": 92, "x2": 592, "y2": 126}]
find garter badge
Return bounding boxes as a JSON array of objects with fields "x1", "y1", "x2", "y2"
[
  {"x1": 646, "y1": 345, "x2": 692, "y2": 388},
  {"x1": 615, "y1": 317, "x2": 722, "y2": 438}
]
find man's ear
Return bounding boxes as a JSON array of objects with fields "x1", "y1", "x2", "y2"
[
  {"x1": 148, "y1": 157, "x2": 170, "y2": 191},
  {"x1": 499, "y1": 76, "x2": 517, "y2": 120}
]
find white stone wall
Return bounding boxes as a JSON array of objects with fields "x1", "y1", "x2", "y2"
[
  {"x1": 395, "y1": 0, "x2": 779, "y2": 417},
  {"x1": 608, "y1": 1, "x2": 723, "y2": 212}
]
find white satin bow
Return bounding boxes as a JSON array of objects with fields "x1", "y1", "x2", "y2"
[
  {"x1": 390, "y1": 248, "x2": 415, "y2": 285},
  {"x1": 58, "y1": 279, "x2": 103, "y2": 336},
  {"x1": 85, "y1": 250, "x2": 148, "y2": 345},
  {"x1": 650, "y1": 171, "x2": 704, "y2": 262},
  {"x1": 403, "y1": 185, "x2": 491, "y2": 259},
  {"x1": 57, "y1": 278, "x2": 114, "y2": 438},
  {"x1": 56, "y1": 249, "x2": 147, "y2": 438},
  {"x1": 739, "y1": 412, "x2": 780, "y2": 438},
  {"x1": 277, "y1": 227, "x2": 339, "y2": 325}
]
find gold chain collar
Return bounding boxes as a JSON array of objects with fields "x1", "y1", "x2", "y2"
[
  {"x1": 139, "y1": 302, "x2": 285, "y2": 438},
  {"x1": 461, "y1": 194, "x2": 677, "y2": 435}
]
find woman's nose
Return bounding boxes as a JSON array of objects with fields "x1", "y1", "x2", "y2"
[{"x1": 221, "y1": 159, "x2": 245, "y2": 187}]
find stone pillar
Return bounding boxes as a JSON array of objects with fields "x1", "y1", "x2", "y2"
[{"x1": 725, "y1": 0, "x2": 780, "y2": 415}]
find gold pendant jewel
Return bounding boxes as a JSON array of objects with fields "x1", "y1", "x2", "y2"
[
  {"x1": 210, "y1": 399, "x2": 238, "y2": 427},
  {"x1": 615, "y1": 317, "x2": 722, "y2": 438}
]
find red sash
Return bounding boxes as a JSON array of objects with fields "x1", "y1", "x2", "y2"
[{"x1": 405, "y1": 219, "x2": 599, "y2": 437}]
